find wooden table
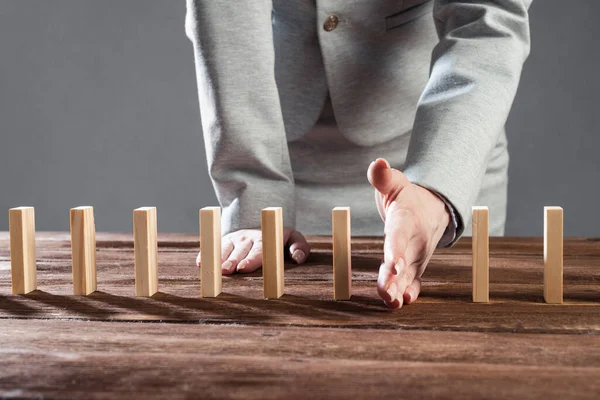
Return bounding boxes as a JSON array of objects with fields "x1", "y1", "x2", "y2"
[{"x1": 0, "y1": 233, "x2": 599, "y2": 399}]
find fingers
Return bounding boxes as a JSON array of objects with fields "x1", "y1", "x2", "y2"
[
  {"x1": 385, "y1": 277, "x2": 420, "y2": 309},
  {"x1": 403, "y1": 278, "x2": 421, "y2": 305},
  {"x1": 377, "y1": 262, "x2": 398, "y2": 304},
  {"x1": 378, "y1": 261, "x2": 419, "y2": 309},
  {"x1": 379, "y1": 233, "x2": 425, "y2": 309},
  {"x1": 237, "y1": 239, "x2": 263, "y2": 273},
  {"x1": 221, "y1": 238, "x2": 235, "y2": 263},
  {"x1": 225, "y1": 228, "x2": 311, "y2": 274},
  {"x1": 199, "y1": 228, "x2": 309, "y2": 276},
  {"x1": 196, "y1": 236, "x2": 234, "y2": 268},
  {"x1": 221, "y1": 236, "x2": 253, "y2": 275},
  {"x1": 287, "y1": 230, "x2": 310, "y2": 264},
  {"x1": 367, "y1": 158, "x2": 410, "y2": 199}
]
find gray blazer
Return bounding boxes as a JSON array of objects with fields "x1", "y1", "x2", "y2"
[{"x1": 185, "y1": 0, "x2": 532, "y2": 239}]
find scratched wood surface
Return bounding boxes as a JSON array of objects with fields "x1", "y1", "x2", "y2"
[{"x1": 0, "y1": 233, "x2": 599, "y2": 399}]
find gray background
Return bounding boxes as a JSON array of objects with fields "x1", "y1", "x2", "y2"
[{"x1": 0, "y1": 0, "x2": 598, "y2": 236}]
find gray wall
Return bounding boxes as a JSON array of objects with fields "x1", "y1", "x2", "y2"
[
  {"x1": 0, "y1": 0, "x2": 598, "y2": 236},
  {"x1": 505, "y1": 0, "x2": 600, "y2": 237}
]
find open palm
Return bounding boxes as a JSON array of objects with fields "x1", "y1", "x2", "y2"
[{"x1": 368, "y1": 158, "x2": 450, "y2": 309}]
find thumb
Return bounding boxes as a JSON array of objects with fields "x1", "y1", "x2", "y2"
[
  {"x1": 367, "y1": 158, "x2": 410, "y2": 198},
  {"x1": 286, "y1": 230, "x2": 311, "y2": 264}
]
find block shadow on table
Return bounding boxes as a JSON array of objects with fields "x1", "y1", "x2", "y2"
[{"x1": 0, "y1": 235, "x2": 598, "y2": 334}]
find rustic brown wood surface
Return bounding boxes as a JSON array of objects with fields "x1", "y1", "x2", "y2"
[{"x1": 0, "y1": 233, "x2": 599, "y2": 399}]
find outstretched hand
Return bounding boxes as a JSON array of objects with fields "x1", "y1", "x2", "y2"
[{"x1": 367, "y1": 158, "x2": 450, "y2": 309}]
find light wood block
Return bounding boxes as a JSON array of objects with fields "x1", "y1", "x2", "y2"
[
  {"x1": 261, "y1": 207, "x2": 284, "y2": 299},
  {"x1": 133, "y1": 207, "x2": 158, "y2": 297},
  {"x1": 544, "y1": 206, "x2": 563, "y2": 304},
  {"x1": 332, "y1": 207, "x2": 352, "y2": 301},
  {"x1": 70, "y1": 206, "x2": 97, "y2": 295},
  {"x1": 200, "y1": 207, "x2": 222, "y2": 297},
  {"x1": 9, "y1": 207, "x2": 37, "y2": 294},
  {"x1": 472, "y1": 206, "x2": 489, "y2": 303}
]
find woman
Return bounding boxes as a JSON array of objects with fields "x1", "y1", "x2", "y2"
[{"x1": 185, "y1": 0, "x2": 532, "y2": 308}]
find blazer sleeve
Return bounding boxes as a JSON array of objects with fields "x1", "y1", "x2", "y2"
[
  {"x1": 185, "y1": 1, "x2": 296, "y2": 234},
  {"x1": 402, "y1": 0, "x2": 533, "y2": 243}
]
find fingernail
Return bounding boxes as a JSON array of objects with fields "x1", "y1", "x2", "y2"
[
  {"x1": 237, "y1": 260, "x2": 247, "y2": 272},
  {"x1": 291, "y1": 250, "x2": 305, "y2": 264},
  {"x1": 376, "y1": 158, "x2": 390, "y2": 168},
  {"x1": 221, "y1": 260, "x2": 232, "y2": 272},
  {"x1": 387, "y1": 282, "x2": 397, "y2": 302}
]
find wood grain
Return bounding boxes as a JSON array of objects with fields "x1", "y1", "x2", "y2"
[
  {"x1": 0, "y1": 234, "x2": 598, "y2": 332},
  {"x1": 544, "y1": 207, "x2": 563, "y2": 304},
  {"x1": 70, "y1": 206, "x2": 97, "y2": 295},
  {"x1": 261, "y1": 208, "x2": 284, "y2": 299},
  {"x1": 133, "y1": 207, "x2": 158, "y2": 297},
  {"x1": 8, "y1": 207, "x2": 36, "y2": 294},
  {"x1": 332, "y1": 207, "x2": 351, "y2": 300},
  {"x1": 1, "y1": 319, "x2": 599, "y2": 400},
  {"x1": 200, "y1": 207, "x2": 221, "y2": 297},
  {"x1": 0, "y1": 233, "x2": 599, "y2": 399},
  {"x1": 472, "y1": 206, "x2": 489, "y2": 303}
]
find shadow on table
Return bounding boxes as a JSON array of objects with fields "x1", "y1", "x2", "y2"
[
  {"x1": 0, "y1": 290, "x2": 116, "y2": 319},
  {"x1": 422, "y1": 283, "x2": 599, "y2": 304},
  {"x1": 151, "y1": 291, "x2": 390, "y2": 325},
  {"x1": 150, "y1": 291, "x2": 274, "y2": 323},
  {"x1": 0, "y1": 293, "x2": 41, "y2": 317}
]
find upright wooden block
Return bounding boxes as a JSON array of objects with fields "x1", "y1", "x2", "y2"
[
  {"x1": 200, "y1": 207, "x2": 222, "y2": 297},
  {"x1": 133, "y1": 207, "x2": 158, "y2": 297},
  {"x1": 544, "y1": 206, "x2": 563, "y2": 304},
  {"x1": 472, "y1": 206, "x2": 489, "y2": 303},
  {"x1": 9, "y1": 207, "x2": 37, "y2": 294},
  {"x1": 332, "y1": 207, "x2": 351, "y2": 300},
  {"x1": 261, "y1": 207, "x2": 284, "y2": 299},
  {"x1": 70, "y1": 206, "x2": 97, "y2": 295}
]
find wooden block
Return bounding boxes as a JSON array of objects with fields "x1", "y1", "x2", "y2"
[
  {"x1": 70, "y1": 206, "x2": 97, "y2": 295},
  {"x1": 261, "y1": 207, "x2": 284, "y2": 299},
  {"x1": 133, "y1": 207, "x2": 158, "y2": 297},
  {"x1": 544, "y1": 206, "x2": 563, "y2": 304},
  {"x1": 332, "y1": 207, "x2": 352, "y2": 301},
  {"x1": 9, "y1": 207, "x2": 37, "y2": 294},
  {"x1": 472, "y1": 206, "x2": 489, "y2": 303},
  {"x1": 200, "y1": 207, "x2": 222, "y2": 297}
]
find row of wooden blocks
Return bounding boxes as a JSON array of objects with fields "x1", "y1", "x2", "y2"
[
  {"x1": 7, "y1": 205, "x2": 564, "y2": 303},
  {"x1": 7, "y1": 206, "x2": 352, "y2": 300}
]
